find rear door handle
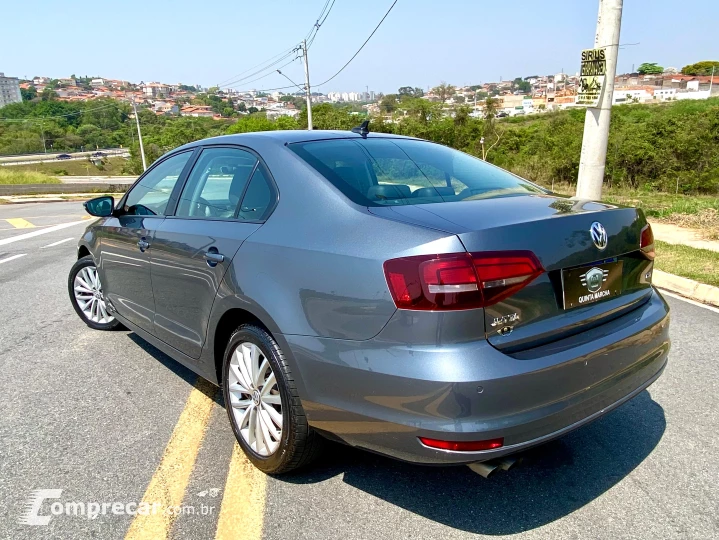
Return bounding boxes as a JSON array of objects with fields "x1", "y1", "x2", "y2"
[
  {"x1": 204, "y1": 249, "x2": 225, "y2": 266},
  {"x1": 137, "y1": 238, "x2": 150, "y2": 252}
]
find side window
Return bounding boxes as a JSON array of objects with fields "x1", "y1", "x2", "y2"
[
  {"x1": 123, "y1": 152, "x2": 192, "y2": 216},
  {"x1": 175, "y1": 147, "x2": 258, "y2": 219},
  {"x1": 238, "y1": 165, "x2": 276, "y2": 221}
]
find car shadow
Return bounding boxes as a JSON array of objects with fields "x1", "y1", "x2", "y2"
[
  {"x1": 280, "y1": 390, "x2": 665, "y2": 535},
  {"x1": 126, "y1": 332, "x2": 223, "y2": 406}
]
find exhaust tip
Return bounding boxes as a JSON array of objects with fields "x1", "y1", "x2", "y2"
[{"x1": 467, "y1": 461, "x2": 499, "y2": 478}]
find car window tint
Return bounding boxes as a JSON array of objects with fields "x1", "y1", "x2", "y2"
[
  {"x1": 176, "y1": 148, "x2": 258, "y2": 219},
  {"x1": 123, "y1": 152, "x2": 192, "y2": 216},
  {"x1": 238, "y1": 165, "x2": 275, "y2": 221},
  {"x1": 290, "y1": 138, "x2": 546, "y2": 207}
]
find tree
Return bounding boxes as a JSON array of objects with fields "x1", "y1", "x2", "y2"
[
  {"x1": 40, "y1": 88, "x2": 58, "y2": 101},
  {"x1": 680, "y1": 60, "x2": 719, "y2": 76},
  {"x1": 484, "y1": 96, "x2": 499, "y2": 119},
  {"x1": 21, "y1": 86, "x2": 37, "y2": 101},
  {"x1": 379, "y1": 94, "x2": 398, "y2": 113},
  {"x1": 454, "y1": 95, "x2": 465, "y2": 104},
  {"x1": 398, "y1": 86, "x2": 424, "y2": 98},
  {"x1": 637, "y1": 63, "x2": 664, "y2": 75},
  {"x1": 431, "y1": 82, "x2": 455, "y2": 103},
  {"x1": 512, "y1": 77, "x2": 531, "y2": 94},
  {"x1": 248, "y1": 106, "x2": 259, "y2": 114}
]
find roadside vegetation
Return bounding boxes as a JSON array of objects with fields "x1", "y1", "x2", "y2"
[
  {"x1": 654, "y1": 241, "x2": 719, "y2": 287},
  {"x1": 2, "y1": 96, "x2": 718, "y2": 191},
  {"x1": 0, "y1": 169, "x2": 60, "y2": 184},
  {"x1": 4, "y1": 156, "x2": 129, "y2": 177}
]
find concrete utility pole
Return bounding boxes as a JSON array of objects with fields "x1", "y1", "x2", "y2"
[
  {"x1": 576, "y1": 0, "x2": 623, "y2": 200},
  {"x1": 302, "y1": 40, "x2": 313, "y2": 130},
  {"x1": 131, "y1": 97, "x2": 147, "y2": 171}
]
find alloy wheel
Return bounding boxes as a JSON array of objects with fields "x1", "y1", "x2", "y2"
[
  {"x1": 73, "y1": 266, "x2": 114, "y2": 324},
  {"x1": 228, "y1": 342, "x2": 283, "y2": 456}
]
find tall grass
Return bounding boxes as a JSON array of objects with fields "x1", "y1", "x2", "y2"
[{"x1": 0, "y1": 169, "x2": 61, "y2": 184}]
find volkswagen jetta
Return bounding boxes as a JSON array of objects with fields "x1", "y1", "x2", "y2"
[{"x1": 68, "y1": 129, "x2": 670, "y2": 474}]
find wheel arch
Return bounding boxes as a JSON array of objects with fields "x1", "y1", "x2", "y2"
[
  {"x1": 212, "y1": 307, "x2": 276, "y2": 385},
  {"x1": 77, "y1": 245, "x2": 90, "y2": 259}
]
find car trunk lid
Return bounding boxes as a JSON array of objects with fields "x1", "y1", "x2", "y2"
[{"x1": 369, "y1": 194, "x2": 654, "y2": 352}]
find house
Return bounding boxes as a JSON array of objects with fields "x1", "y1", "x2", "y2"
[
  {"x1": 180, "y1": 105, "x2": 214, "y2": 117},
  {"x1": 142, "y1": 82, "x2": 171, "y2": 98},
  {"x1": 90, "y1": 78, "x2": 106, "y2": 88}
]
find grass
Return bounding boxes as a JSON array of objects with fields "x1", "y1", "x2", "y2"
[
  {"x1": 549, "y1": 184, "x2": 719, "y2": 239},
  {"x1": 654, "y1": 240, "x2": 719, "y2": 287},
  {"x1": 3, "y1": 156, "x2": 130, "y2": 177},
  {"x1": 0, "y1": 169, "x2": 60, "y2": 184}
]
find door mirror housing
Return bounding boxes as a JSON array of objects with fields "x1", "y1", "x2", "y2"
[{"x1": 84, "y1": 196, "x2": 114, "y2": 217}]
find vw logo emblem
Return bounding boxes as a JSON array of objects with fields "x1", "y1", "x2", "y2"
[{"x1": 590, "y1": 222, "x2": 608, "y2": 250}]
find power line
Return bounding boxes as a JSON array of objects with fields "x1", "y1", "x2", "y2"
[
  {"x1": 222, "y1": 57, "x2": 302, "y2": 91},
  {"x1": 314, "y1": 0, "x2": 398, "y2": 87},
  {"x1": 218, "y1": 49, "x2": 300, "y2": 89},
  {"x1": 215, "y1": 45, "x2": 299, "y2": 87},
  {"x1": 217, "y1": 0, "x2": 336, "y2": 91}
]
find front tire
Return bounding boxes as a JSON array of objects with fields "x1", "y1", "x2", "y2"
[
  {"x1": 68, "y1": 256, "x2": 119, "y2": 331},
  {"x1": 222, "y1": 324, "x2": 322, "y2": 474}
]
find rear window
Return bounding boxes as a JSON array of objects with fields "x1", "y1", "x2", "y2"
[{"x1": 290, "y1": 138, "x2": 546, "y2": 206}]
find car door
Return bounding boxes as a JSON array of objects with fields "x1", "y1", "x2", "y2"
[
  {"x1": 150, "y1": 146, "x2": 278, "y2": 358},
  {"x1": 98, "y1": 150, "x2": 194, "y2": 332}
]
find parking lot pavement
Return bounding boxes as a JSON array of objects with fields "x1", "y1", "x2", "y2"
[{"x1": 0, "y1": 201, "x2": 717, "y2": 539}]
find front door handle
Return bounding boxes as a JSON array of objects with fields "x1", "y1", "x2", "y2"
[
  {"x1": 137, "y1": 238, "x2": 150, "y2": 252},
  {"x1": 204, "y1": 249, "x2": 225, "y2": 267}
]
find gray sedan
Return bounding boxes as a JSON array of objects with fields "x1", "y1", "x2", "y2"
[{"x1": 68, "y1": 128, "x2": 669, "y2": 476}]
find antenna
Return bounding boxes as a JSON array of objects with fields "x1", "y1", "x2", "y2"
[{"x1": 351, "y1": 120, "x2": 370, "y2": 138}]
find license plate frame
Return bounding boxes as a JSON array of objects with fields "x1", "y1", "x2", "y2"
[{"x1": 562, "y1": 260, "x2": 623, "y2": 310}]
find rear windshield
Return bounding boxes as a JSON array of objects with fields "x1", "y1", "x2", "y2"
[{"x1": 290, "y1": 137, "x2": 546, "y2": 206}]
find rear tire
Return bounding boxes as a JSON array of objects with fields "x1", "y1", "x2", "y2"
[
  {"x1": 68, "y1": 256, "x2": 120, "y2": 331},
  {"x1": 222, "y1": 324, "x2": 322, "y2": 474}
]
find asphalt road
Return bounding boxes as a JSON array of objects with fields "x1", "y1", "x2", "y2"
[{"x1": 0, "y1": 201, "x2": 717, "y2": 539}]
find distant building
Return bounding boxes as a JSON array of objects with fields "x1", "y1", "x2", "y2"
[{"x1": 0, "y1": 73, "x2": 22, "y2": 107}]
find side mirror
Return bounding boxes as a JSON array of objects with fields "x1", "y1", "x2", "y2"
[{"x1": 84, "y1": 196, "x2": 114, "y2": 217}]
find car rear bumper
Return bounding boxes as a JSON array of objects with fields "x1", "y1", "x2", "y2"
[{"x1": 283, "y1": 288, "x2": 670, "y2": 465}]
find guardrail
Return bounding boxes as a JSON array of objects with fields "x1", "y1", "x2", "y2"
[{"x1": 0, "y1": 184, "x2": 130, "y2": 196}]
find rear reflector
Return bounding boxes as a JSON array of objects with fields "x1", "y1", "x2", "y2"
[
  {"x1": 419, "y1": 437, "x2": 504, "y2": 452},
  {"x1": 640, "y1": 224, "x2": 655, "y2": 260},
  {"x1": 384, "y1": 251, "x2": 543, "y2": 311}
]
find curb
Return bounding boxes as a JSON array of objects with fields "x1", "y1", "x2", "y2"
[{"x1": 653, "y1": 269, "x2": 719, "y2": 308}]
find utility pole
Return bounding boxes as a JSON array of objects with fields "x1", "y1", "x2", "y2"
[
  {"x1": 40, "y1": 122, "x2": 47, "y2": 153},
  {"x1": 301, "y1": 40, "x2": 313, "y2": 130},
  {"x1": 131, "y1": 97, "x2": 147, "y2": 171},
  {"x1": 576, "y1": 0, "x2": 623, "y2": 200}
]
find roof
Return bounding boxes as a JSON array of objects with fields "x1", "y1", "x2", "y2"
[{"x1": 173, "y1": 129, "x2": 418, "y2": 153}]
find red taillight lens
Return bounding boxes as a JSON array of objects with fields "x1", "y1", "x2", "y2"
[
  {"x1": 640, "y1": 224, "x2": 655, "y2": 260},
  {"x1": 383, "y1": 251, "x2": 543, "y2": 311},
  {"x1": 419, "y1": 437, "x2": 504, "y2": 451}
]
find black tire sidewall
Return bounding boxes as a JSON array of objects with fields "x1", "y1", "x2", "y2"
[
  {"x1": 222, "y1": 325, "x2": 295, "y2": 473},
  {"x1": 68, "y1": 256, "x2": 119, "y2": 331}
]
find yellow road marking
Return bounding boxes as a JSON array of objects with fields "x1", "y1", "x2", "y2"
[
  {"x1": 215, "y1": 443, "x2": 267, "y2": 540},
  {"x1": 125, "y1": 379, "x2": 217, "y2": 540},
  {"x1": 5, "y1": 218, "x2": 35, "y2": 229}
]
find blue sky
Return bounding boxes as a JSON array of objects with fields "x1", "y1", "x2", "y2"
[{"x1": 1, "y1": 0, "x2": 716, "y2": 93}]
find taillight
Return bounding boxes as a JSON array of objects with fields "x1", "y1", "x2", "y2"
[
  {"x1": 640, "y1": 224, "x2": 655, "y2": 260},
  {"x1": 418, "y1": 436, "x2": 504, "y2": 451},
  {"x1": 383, "y1": 251, "x2": 543, "y2": 311}
]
